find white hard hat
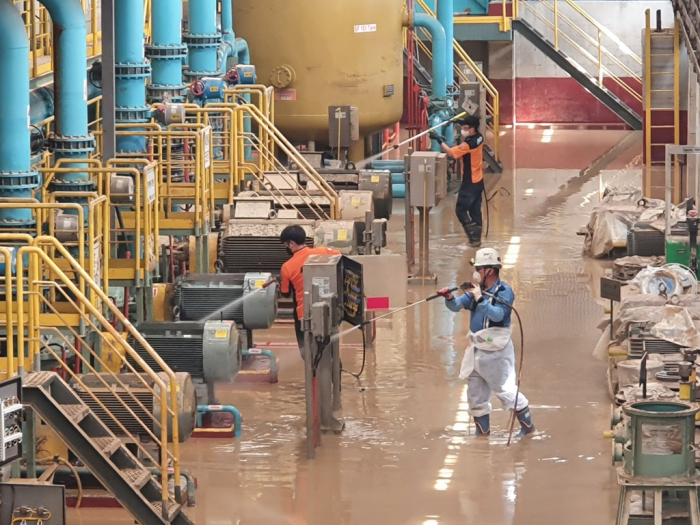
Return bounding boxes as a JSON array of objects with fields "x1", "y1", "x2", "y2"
[{"x1": 472, "y1": 247, "x2": 502, "y2": 268}]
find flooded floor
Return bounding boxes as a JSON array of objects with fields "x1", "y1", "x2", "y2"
[{"x1": 72, "y1": 128, "x2": 643, "y2": 525}]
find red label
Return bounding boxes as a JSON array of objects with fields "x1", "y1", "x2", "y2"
[
  {"x1": 274, "y1": 89, "x2": 297, "y2": 101},
  {"x1": 208, "y1": 405, "x2": 223, "y2": 410},
  {"x1": 248, "y1": 348, "x2": 262, "y2": 354},
  {"x1": 366, "y1": 297, "x2": 390, "y2": 310}
]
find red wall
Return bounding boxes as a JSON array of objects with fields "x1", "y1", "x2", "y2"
[{"x1": 491, "y1": 77, "x2": 642, "y2": 126}]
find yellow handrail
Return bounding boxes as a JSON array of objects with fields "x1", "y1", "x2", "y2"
[
  {"x1": 412, "y1": 0, "x2": 501, "y2": 161},
  {"x1": 517, "y1": 0, "x2": 642, "y2": 104},
  {"x1": 3, "y1": 235, "x2": 181, "y2": 506}
]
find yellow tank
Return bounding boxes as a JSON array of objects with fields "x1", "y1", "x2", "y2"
[{"x1": 233, "y1": 0, "x2": 405, "y2": 146}]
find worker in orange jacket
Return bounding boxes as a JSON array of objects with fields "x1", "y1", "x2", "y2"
[{"x1": 431, "y1": 116, "x2": 485, "y2": 247}]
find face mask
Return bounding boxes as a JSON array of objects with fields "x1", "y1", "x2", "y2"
[
  {"x1": 472, "y1": 270, "x2": 482, "y2": 284},
  {"x1": 285, "y1": 247, "x2": 293, "y2": 256},
  {"x1": 461, "y1": 130, "x2": 470, "y2": 138}
]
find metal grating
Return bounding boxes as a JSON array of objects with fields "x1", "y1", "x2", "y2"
[
  {"x1": 127, "y1": 335, "x2": 205, "y2": 378},
  {"x1": 76, "y1": 390, "x2": 154, "y2": 437},
  {"x1": 24, "y1": 372, "x2": 54, "y2": 388},
  {"x1": 220, "y1": 237, "x2": 313, "y2": 274},
  {"x1": 61, "y1": 404, "x2": 90, "y2": 422},
  {"x1": 93, "y1": 436, "x2": 121, "y2": 455},
  {"x1": 121, "y1": 468, "x2": 150, "y2": 487}
]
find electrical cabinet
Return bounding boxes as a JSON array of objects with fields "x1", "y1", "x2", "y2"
[{"x1": 408, "y1": 152, "x2": 447, "y2": 208}]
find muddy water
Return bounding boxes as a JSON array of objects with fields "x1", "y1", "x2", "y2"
[{"x1": 71, "y1": 129, "x2": 642, "y2": 525}]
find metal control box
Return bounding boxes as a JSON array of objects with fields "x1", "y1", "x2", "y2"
[
  {"x1": 408, "y1": 152, "x2": 447, "y2": 208},
  {"x1": 328, "y1": 105, "x2": 360, "y2": 147},
  {"x1": 303, "y1": 254, "x2": 364, "y2": 326}
]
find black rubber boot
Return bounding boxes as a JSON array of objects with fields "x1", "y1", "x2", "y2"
[{"x1": 469, "y1": 226, "x2": 482, "y2": 248}]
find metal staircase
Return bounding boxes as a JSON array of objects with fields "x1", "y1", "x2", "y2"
[
  {"x1": 512, "y1": 18, "x2": 642, "y2": 129},
  {"x1": 513, "y1": 0, "x2": 643, "y2": 130},
  {"x1": 23, "y1": 372, "x2": 193, "y2": 525}
]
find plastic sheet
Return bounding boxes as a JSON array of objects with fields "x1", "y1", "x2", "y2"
[
  {"x1": 618, "y1": 357, "x2": 664, "y2": 387},
  {"x1": 582, "y1": 188, "x2": 665, "y2": 258},
  {"x1": 649, "y1": 306, "x2": 700, "y2": 348}
]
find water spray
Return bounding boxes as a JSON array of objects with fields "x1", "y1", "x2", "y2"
[
  {"x1": 355, "y1": 112, "x2": 468, "y2": 169},
  {"x1": 198, "y1": 278, "x2": 277, "y2": 322}
]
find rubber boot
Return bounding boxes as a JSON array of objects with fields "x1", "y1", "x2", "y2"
[
  {"x1": 516, "y1": 406, "x2": 535, "y2": 437},
  {"x1": 462, "y1": 221, "x2": 476, "y2": 238},
  {"x1": 473, "y1": 414, "x2": 490, "y2": 436},
  {"x1": 469, "y1": 226, "x2": 482, "y2": 248}
]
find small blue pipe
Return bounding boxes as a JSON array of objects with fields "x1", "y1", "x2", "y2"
[
  {"x1": 413, "y1": 14, "x2": 447, "y2": 98},
  {"x1": 0, "y1": 0, "x2": 40, "y2": 224},
  {"x1": 392, "y1": 184, "x2": 406, "y2": 199},
  {"x1": 147, "y1": 0, "x2": 187, "y2": 103},
  {"x1": 37, "y1": 0, "x2": 95, "y2": 182},
  {"x1": 371, "y1": 160, "x2": 406, "y2": 172},
  {"x1": 197, "y1": 405, "x2": 242, "y2": 438},
  {"x1": 437, "y1": 0, "x2": 455, "y2": 145},
  {"x1": 242, "y1": 348, "x2": 279, "y2": 383},
  {"x1": 115, "y1": 0, "x2": 151, "y2": 153},
  {"x1": 185, "y1": 0, "x2": 221, "y2": 80}
]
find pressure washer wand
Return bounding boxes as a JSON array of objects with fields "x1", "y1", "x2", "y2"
[{"x1": 356, "y1": 112, "x2": 468, "y2": 167}]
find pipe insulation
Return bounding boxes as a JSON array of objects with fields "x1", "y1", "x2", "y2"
[
  {"x1": 185, "y1": 0, "x2": 222, "y2": 80},
  {"x1": 37, "y1": 0, "x2": 95, "y2": 183},
  {"x1": 0, "y1": 0, "x2": 40, "y2": 225},
  {"x1": 146, "y1": 0, "x2": 187, "y2": 103},
  {"x1": 115, "y1": 0, "x2": 151, "y2": 153}
]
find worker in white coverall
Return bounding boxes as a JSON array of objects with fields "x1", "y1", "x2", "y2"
[{"x1": 436, "y1": 248, "x2": 535, "y2": 437}]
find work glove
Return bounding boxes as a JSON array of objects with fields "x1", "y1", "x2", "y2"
[
  {"x1": 429, "y1": 132, "x2": 445, "y2": 145},
  {"x1": 470, "y1": 285, "x2": 483, "y2": 303},
  {"x1": 436, "y1": 287, "x2": 454, "y2": 300}
]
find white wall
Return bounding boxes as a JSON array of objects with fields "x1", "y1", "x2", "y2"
[{"x1": 514, "y1": 1, "x2": 674, "y2": 79}]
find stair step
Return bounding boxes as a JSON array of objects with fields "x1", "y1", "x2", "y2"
[
  {"x1": 61, "y1": 404, "x2": 91, "y2": 423},
  {"x1": 152, "y1": 500, "x2": 181, "y2": 521},
  {"x1": 93, "y1": 436, "x2": 122, "y2": 456},
  {"x1": 24, "y1": 371, "x2": 56, "y2": 388},
  {"x1": 121, "y1": 468, "x2": 152, "y2": 490}
]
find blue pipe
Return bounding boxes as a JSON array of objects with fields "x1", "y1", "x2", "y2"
[
  {"x1": 185, "y1": 0, "x2": 221, "y2": 80},
  {"x1": 437, "y1": 0, "x2": 455, "y2": 145},
  {"x1": 243, "y1": 348, "x2": 279, "y2": 383},
  {"x1": 146, "y1": 0, "x2": 187, "y2": 103},
  {"x1": 37, "y1": 0, "x2": 95, "y2": 182},
  {"x1": 197, "y1": 405, "x2": 242, "y2": 438},
  {"x1": 115, "y1": 0, "x2": 151, "y2": 153},
  {"x1": 0, "y1": 0, "x2": 40, "y2": 224},
  {"x1": 413, "y1": 14, "x2": 447, "y2": 98}
]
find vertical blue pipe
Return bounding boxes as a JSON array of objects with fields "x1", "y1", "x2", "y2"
[
  {"x1": 437, "y1": 0, "x2": 455, "y2": 145},
  {"x1": 115, "y1": 0, "x2": 151, "y2": 153},
  {"x1": 147, "y1": 0, "x2": 187, "y2": 103},
  {"x1": 185, "y1": 0, "x2": 222, "y2": 79},
  {"x1": 37, "y1": 0, "x2": 95, "y2": 183},
  {"x1": 413, "y1": 14, "x2": 447, "y2": 98},
  {"x1": 0, "y1": 0, "x2": 40, "y2": 224}
]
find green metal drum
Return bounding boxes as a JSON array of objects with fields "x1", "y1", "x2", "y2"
[{"x1": 622, "y1": 401, "x2": 699, "y2": 478}]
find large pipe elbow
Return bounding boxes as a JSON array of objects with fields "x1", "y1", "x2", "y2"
[
  {"x1": 413, "y1": 13, "x2": 448, "y2": 98},
  {"x1": 233, "y1": 38, "x2": 250, "y2": 65}
]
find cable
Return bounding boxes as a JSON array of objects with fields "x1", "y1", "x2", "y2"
[{"x1": 342, "y1": 327, "x2": 367, "y2": 379}]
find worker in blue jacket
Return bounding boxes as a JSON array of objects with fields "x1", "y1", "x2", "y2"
[{"x1": 437, "y1": 247, "x2": 535, "y2": 437}]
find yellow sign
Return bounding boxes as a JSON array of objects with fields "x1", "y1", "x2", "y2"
[
  {"x1": 371, "y1": 175, "x2": 380, "y2": 183},
  {"x1": 215, "y1": 329, "x2": 228, "y2": 339},
  {"x1": 337, "y1": 229, "x2": 348, "y2": 241},
  {"x1": 254, "y1": 279, "x2": 266, "y2": 288},
  {"x1": 351, "y1": 197, "x2": 360, "y2": 206},
  {"x1": 210, "y1": 86, "x2": 220, "y2": 92}
]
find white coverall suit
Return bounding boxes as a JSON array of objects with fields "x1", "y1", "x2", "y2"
[{"x1": 445, "y1": 280, "x2": 528, "y2": 417}]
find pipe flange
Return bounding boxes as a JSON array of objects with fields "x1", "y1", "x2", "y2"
[
  {"x1": 0, "y1": 169, "x2": 41, "y2": 190},
  {"x1": 145, "y1": 44, "x2": 187, "y2": 59},
  {"x1": 182, "y1": 33, "x2": 222, "y2": 47},
  {"x1": 47, "y1": 179, "x2": 96, "y2": 193},
  {"x1": 0, "y1": 219, "x2": 36, "y2": 229},
  {"x1": 115, "y1": 62, "x2": 151, "y2": 80},
  {"x1": 115, "y1": 106, "x2": 152, "y2": 122},
  {"x1": 147, "y1": 85, "x2": 187, "y2": 103},
  {"x1": 48, "y1": 134, "x2": 96, "y2": 155},
  {"x1": 182, "y1": 70, "x2": 222, "y2": 80}
]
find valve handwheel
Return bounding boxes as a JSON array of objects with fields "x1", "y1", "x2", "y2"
[{"x1": 190, "y1": 80, "x2": 205, "y2": 97}]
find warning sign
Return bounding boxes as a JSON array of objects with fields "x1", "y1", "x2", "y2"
[
  {"x1": 641, "y1": 424, "x2": 683, "y2": 455},
  {"x1": 274, "y1": 89, "x2": 297, "y2": 101}
]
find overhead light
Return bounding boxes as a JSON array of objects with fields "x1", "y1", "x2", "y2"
[{"x1": 525, "y1": 188, "x2": 533, "y2": 195}]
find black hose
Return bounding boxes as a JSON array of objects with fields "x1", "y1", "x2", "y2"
[{"x1": 342, "y1": 328, "x2": 367, "y2": 379}]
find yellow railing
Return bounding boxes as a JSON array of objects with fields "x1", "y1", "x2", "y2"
[
  {"x1": 515, "y1": 0, "x2": 642, "y2": 104},
  {"x1": 115, "y1": 123, "x2": 214, "y2": 245},
  {"x1": 0, "y1": 233, "x2": 181, "y2": 507},
  {"x1": 224, "y1": 85, "x2": 277, "y2": 168},
  {"x1": 413, "y1": 0, "x2": 501, "y2": 161},
  {"x1": 212, "y1": 103, "x2": 340, "y2": 219},
  {"x1": 15, "y1": 0, "x2": 102, "y2": 79}
]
